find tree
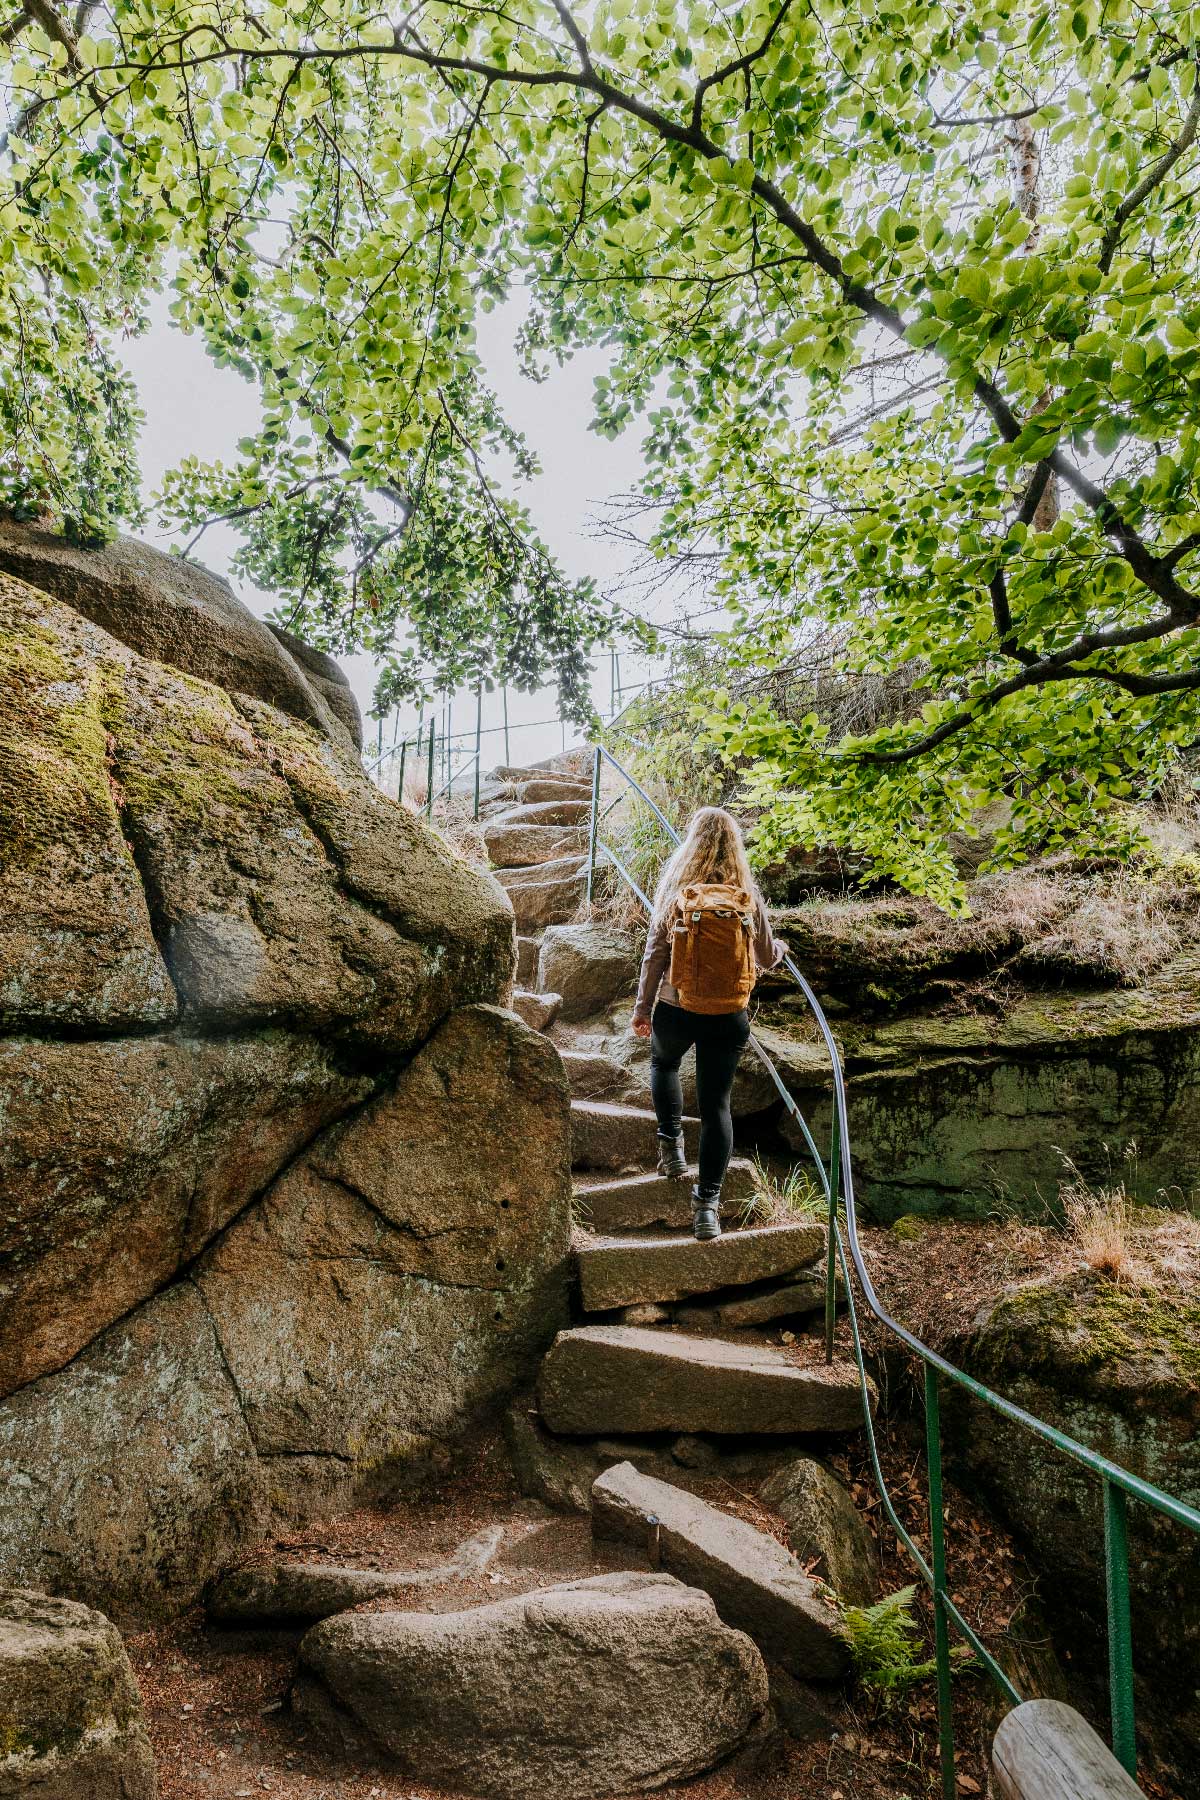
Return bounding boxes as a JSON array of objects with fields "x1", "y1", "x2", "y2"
[{"x1": 2, "y1": 0, "x2": 1198, "y2": 890}]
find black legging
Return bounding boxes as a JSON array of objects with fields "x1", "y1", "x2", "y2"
[{"x1": 650, "y1": 1000, "x2": 751, "y2": 1193}]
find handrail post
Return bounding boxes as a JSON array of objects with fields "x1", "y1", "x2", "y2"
[
  {"x1": 397, "y1": 735, "x2": 408, "y2": 802},
  {"x1": 426, "y1": 720, "x2": 435, "y2": 820},
  {"x1": 925, "y1": 1364, "x2": 957, "y2": 1800},
  {"x1": 1104, "y1": 1478, "x2": 1137, "y2": 1776},
  {"x1": 825, "y1": 1112, "x2": 841, "y2": 1365},
  {"x1": 586, "y1": 744, "x2": 602, "y2": 905},
  {"x1": 473, "y1": 684, "x2": 483, "y2": 820},
  {"x1": 502, "y1": 685, "x2": 510, "y2": 765}
]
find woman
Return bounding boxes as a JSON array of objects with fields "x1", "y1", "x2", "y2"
[{"x1": 631, "y1": 807, "x2": 787, "y2": 1240}]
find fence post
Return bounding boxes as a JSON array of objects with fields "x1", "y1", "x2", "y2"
[
  {"x1": 502, "y1": 686, "x2": 510, "y2": 765},
  {"x1": 1104, "y1": 1479, "x2": 1137, "y2": 1775},
  {"x1": 426, "y1": 720, "x2": 435, "y2": 820},
  {"x1": 824, "y1": 1112, "x2": 840, "y2": 1366},
  {"x1": 586, "y1": 745, "x2": 602, "y2": 905},
  {"x1": 474, "y1": 684, "x2": 483, "y2": 820},
  {"x1": 446, "y1": 698, "x2": 454, "y2": 797},
  {"x1": 925, "y1": 1364, "x2": 957, "y2": 1800},
  {"x1": 398, "y1": 736, "x2": 408, "y2": 803}
]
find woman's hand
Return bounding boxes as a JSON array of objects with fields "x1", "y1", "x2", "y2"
[{"x1": 632, "y1": 1014, "x2": 652, "y2": 1040}]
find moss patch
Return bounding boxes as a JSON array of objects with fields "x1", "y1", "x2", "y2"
[{"x1": 973, "y1": 1274, "x2": 1200, "y2": 1395}]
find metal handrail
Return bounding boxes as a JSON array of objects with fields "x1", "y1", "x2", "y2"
[{"x1": 585, "y1": 740, "x2": 1200, "y2": 1794}]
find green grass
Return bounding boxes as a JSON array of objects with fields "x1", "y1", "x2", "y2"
[{"x1": 735, "y1": 1154, "x2": 827, "y2": 1229}]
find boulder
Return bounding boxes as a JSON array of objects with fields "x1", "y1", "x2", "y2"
[
  {"x1": 483, "y1": 821, "x2": 587, "y2": 869},
  {"x1": 0, "y1": 1284, "x2": 265, "y2": 1625},
  {"x1": 0, "y1": 569, "x2": 565, "y2": 1628},
  {"x1": 537, "y1": 1326, "x2": 870, "y2": 1436},
  {"x1": 511, "y1": 989, "x2": 561, "y2": 1032},
  {"x1": 759, "y1": 1459, "x2": 880, "y2": 1606},
  {"x1": 195, "y1": 1006, "x2": 571, "y2": 1490},
  {"x1": 592, "y1": 1463, "x2": 849, "y2": 1679},
  {"x1": 576, "y1": 1221, "x2": 824, "y2": 1312},
  {"x1": 0, "y1": 1589, "x2": 157, "y2": 1799},
  {"x1": 537, "y1": 923, "x2": 642, "y2": 1022},
  {"x1": 267, "y1": 622, "x2": 363, "y2": 749},
  {"x1": 0, "y1": 581, "x2": 176, "y2": 1035},
  {"x1": 768, "y1": 953, "x2": 1200, "y2": 1221},
  {"x1": 0, "y1": 518, "x2": 351, "y2": 746},
  {"x1": 1, "y1": 572, "x2": 513, "y2": 1050},
  {"x1": 0, "y1": 1030, "x2": 367, "y2": 1397},
  {"x1": 293, "y1": 1571, "x2": 769, "y2": 1799}
]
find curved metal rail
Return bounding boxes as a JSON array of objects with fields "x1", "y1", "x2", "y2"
[{"x1": 586, "y1": 741, "x2": 1200, "y2": 1795}]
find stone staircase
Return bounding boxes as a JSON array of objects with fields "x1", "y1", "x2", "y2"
[{"x1": 482, "y1": 759, "x2": 869, "y2": 1522}]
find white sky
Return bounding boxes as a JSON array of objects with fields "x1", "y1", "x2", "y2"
[{"x1": 119, "y1": 291, "x2": 669, "y2": 772}]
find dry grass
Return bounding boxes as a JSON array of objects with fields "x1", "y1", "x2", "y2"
[
  {"x1": 1059, "y1": 1171, "x2": 1139, "y2": 1283},
  {"x1": 429, "y1": 796, "x2": 491, "y2": 873},
  {"x1": 1014, "y1": 872, "x2": 1186, "y2": 985}
]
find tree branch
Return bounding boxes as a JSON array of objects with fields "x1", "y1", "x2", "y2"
[{"x1": 1099, "y1": 65, "x2": 1200, "y2": 273}]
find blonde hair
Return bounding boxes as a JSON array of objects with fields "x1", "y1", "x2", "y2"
[{"x1": 651, "y1": 806, "x2": 758, "y2": 925}]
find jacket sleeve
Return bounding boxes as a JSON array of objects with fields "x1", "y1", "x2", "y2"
[
  {"x1": 633, "y1": 915, "x2": 671, "y2": 1020},
  {"x1": 754, "y1": 900, "x2": 787, "y2": 975}
]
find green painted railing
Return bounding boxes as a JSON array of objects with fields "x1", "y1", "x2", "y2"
[{"x1": 586, "y1": 742, "x2": 1200, "y2": 1796}]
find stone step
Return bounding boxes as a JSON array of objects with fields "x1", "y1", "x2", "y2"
[
  {"x1": 492, "y1": 798, "x2": 592, "y2": 830},
  {"x1": 592, "y1": 1462, "x2": 849, "y2": 1680},
  {"x1": 512, "y1": 989, "x2": 561, "y2": 1032},
  {"x1": 560, "y1": 1050, "x2": 638, "y2": 1102},
  {"x1": 505, "y1": 778, "x2": 593, "y2": 806},
  {"x1": 536, "y1": 1326, "x2": 870, "y2": 1436},
  {"x1": 675, "y1": 1268, "x2": 835, "y2": 1331},
  {"x1": 571, "y1": 1101, "x2": 700, "y2": 1172},
  {"x1": 495, "y1": 853, "x2": 590, "y2": 890},
  {"x1": 576, "y1": 1221, "x2": 824, "y2": 1313},
  {"x1": 500, "y1": 863, "x2": 588, "y2": 932},
  {"x1": 576, "y1": 1161, "x2": 758, "y2": 1232},
  {"x1": 484, "y1": 821, "x2": 588, "y2": 870}
]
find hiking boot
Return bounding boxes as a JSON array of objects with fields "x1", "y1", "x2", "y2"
[
  {"x1": 656, "y1": 1131, "x2": 688, "y2": 1180},
  {"x1": 691, "y1": 1184, "x2": 722, "y2": 1241}
]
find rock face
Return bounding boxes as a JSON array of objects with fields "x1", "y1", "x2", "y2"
[
  {"x1": 537, "y1": 923, "x2": 641, "y2": 1022},
  {"x1": 294, "y1": 1572, "x2": 768, "y2": 1799},
  {"x1": 0, "y1": 1588, "x2": 157, "y2": 1799},
  {"x1": 0, "y1": 565, "x2": 570, "y2": 1626},
  {"x1": 765, "y1": 960, "x2": 1200, "y2": 1221},
  {"x1": 942, "y1": 1273, "x2": 1200, "y2": 1772},
  {"x1": 0, "y1": 519, "x2": 356, "y2": 748},
  {"x1": 195, "y1": 1006, "x2": 571, "y2": 1497}
]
